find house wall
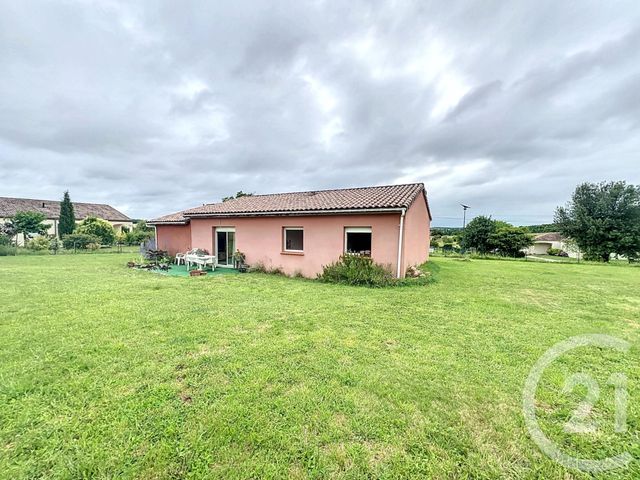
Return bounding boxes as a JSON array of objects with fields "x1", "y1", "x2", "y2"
[
  {"x1": 527, "y1": 240, "x2": 580, "y2": 258},
  {"x1": 156, "y1": 224, "x2": 192, "y2": 255},
  {"x1": 401, "y1": 193, "x2": 430, "y2": 274},
  {"x1": 529, "y1": 242, "x2": 553, "y2": 255},
  {"x1": 109, "y1": 221, "x2": 135, "y2": 233},
  {"x1": 188, "y1": 213, "x2": 404, "y2": 278}
]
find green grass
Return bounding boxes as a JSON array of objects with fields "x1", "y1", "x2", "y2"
[{"x1": 0, "y1": 254, "x2": 638, "y2": 479}]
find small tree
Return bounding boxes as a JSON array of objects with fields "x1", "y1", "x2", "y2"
[
  {"x1": 76, "y1": 217, "x2": 115, "y2": 245},
  {"x1": 460, "y1": 216, "x2": 497, "y2": 253},
  {"x1": 10, "y1": 211, "x2": 49, "y2": 243},
  {"x1": 58, "y1": 191, "x2": 76, "y2": 236},
  {"x1": 489, "y1": 226, "x2": 533, "y2": 257},
  {"x1": 555, "y1": 181, "x2": 640, "y2": 262}
]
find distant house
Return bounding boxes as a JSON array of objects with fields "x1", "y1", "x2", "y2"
[
  {"x1": 0, "y1": 197, "x2": 133, "y2": 245},
  {"x1": 526, "y1": 232, "x2": 578, "y2": 257},
  {"x1": 149, "y1": 183, "x2": 432, "y2": 278}
]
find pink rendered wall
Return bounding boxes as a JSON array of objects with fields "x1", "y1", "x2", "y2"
[
  {"x1": 401, "y1": 193, "x2": 431, "y2": 274},
  {"x1": 156, "y1": 224, "x2": 191, "y2": 255},
  {"x1": 189, "y1": 213, "x2": 402, "y2": 278}
]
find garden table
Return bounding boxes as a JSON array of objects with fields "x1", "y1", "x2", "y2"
[{"x1": 185, "y1": 253, "x2": 216, "y2": 271}]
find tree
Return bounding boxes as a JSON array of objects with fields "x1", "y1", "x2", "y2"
[
  {"x1": 555, "y1": 181, "x2": 640, "y2": 262},
  {"x1": 489, "y1": 226, "x2": 533, "y2": 257},
  {"x1": 10, "y1": 211, "x2": 49, "y2": 243},
  {"x1": 0, "y1": 221, "x2": 17, "y2": 245},
  {"x1": 460, "y1": 216, "x2": 533, "y2": 257},
  {"x1": 59, "y1": 191, "x2": 76, "y2": 236},
  {"x1": 76, "y1": 217, "x2": 116, "y2": 245},
  {"x1": 222, "y1": 191, "x2": 254, "y2": 202},
  {"x1": 460, "y1": 216, "x2": 497, "y2": 253},
  {"x1": 122, "y1": 220, "x2": 154, "y2": 245}
]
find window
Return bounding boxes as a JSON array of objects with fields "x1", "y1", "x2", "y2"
[
  {"x1": 284, "y1": 227, "x2": 304, "y2": 252},
  {"x1": 345, "y1": 227, "x2": 372, "y2": 256}
]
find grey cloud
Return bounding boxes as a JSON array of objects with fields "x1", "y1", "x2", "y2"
[{"x1": 1, "y1": 0, "x2": 640, "y2": 225}]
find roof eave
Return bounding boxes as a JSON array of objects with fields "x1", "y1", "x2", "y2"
[
  {"x1": 148, "y1": 220, "x2": 189, "y2": 225},
  {"x1": 184, "y1": 207, "x2": 407, "y2": 218}
]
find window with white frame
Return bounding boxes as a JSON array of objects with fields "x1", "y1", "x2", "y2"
[
  {"x1": 345, "y1": 227, "x2": 372, "y2": 256},
  {"x1": 283, "y1": 227, "x2": 304, "y2": 252}
]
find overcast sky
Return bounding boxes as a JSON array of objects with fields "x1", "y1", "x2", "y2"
[{"x1": 1, "y1": 1, "x2": 639, "y2": 226}]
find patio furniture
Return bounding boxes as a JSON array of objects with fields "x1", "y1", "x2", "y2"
[
  {"x1": 175, "y1": 252, "x2": 186, "y2": 265},
  {"x1": 185, "y1": 252, "x2": 216, "y2": 271}
]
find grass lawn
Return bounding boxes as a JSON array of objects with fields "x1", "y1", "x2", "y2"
[{"x1": 0, "y1": 254, "x2": 638, "y2": 479}]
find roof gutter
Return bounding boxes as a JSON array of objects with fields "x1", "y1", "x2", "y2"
[
  {"x1": 396, "y1": 208, "x2": 406, "y2": 278},
  {"x1": 184, "y1": 207, "x2": 406, "y2": 218}
]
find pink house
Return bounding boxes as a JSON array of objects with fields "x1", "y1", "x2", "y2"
[{"x1": 149, "y1": 183, "x2": 431, "y2": 278}]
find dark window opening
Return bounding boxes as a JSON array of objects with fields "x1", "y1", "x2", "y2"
[
  {"x1": 346, "y1": 232, "x2": 371, "y2": 256},
  {"x1": 284, "y1": 228, "x2": 304, "y2": 251}
]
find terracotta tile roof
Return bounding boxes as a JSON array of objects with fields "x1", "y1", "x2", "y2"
[
  {"x1": 534, "y1": 232, "x2": 564, "y2": 242},
  {"x1": 0, "y1": 196, "x2": 131, "y2": 221},
  {"x1": 184, "y1": 183, "x2": 426, "y2": 217},
  {"x1": 148, "y1": 210, "x2": 189, "y2": 224}
]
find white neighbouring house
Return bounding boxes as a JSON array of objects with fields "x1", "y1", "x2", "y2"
[
  {"x1": 0, "y1": 196, "x2": 133, "y2": 246},
  {"x1": 526, "y1": 232, "x2": 579, "y2": 258}
]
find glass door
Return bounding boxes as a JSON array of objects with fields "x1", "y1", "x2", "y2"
[{"x1": 215, "y1": 228, "x2": 235, "y2": 266}]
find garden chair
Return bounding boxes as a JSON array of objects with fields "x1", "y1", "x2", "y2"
[{"x1": 175, "y1": 252, "x2": 186, "y2": 265}]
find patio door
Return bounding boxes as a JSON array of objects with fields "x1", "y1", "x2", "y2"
[{"x1": 215, "y1": 227, "x2": 235, "y2": 267}]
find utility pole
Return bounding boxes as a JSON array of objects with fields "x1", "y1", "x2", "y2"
[{"x1": 461, "y1": 204, "x2": 470, "y2": 229}]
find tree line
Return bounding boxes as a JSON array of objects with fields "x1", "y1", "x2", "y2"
[
  {"x1": 456, "y1": 181, "x2": 640, "y2": 262},
  {"x1": 0, "y1": 191, "x2": 153, "y2": 253}
]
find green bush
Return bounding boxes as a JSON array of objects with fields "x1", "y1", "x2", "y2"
[
  {"x1": 318, "y1": 255, "x2": 395, "y2": 287},
  {"x1": 248, "y1": 261, "x2": 285, "y2": 275},
  {"x1": 62, "y1": 233, "x2": 101, "y2": 250},
  {"x1": 0, "y1": 234, "x2": 11, "y2": 246},
  {"x1": 0, "y1": 245, "x2": 16, "y2": 256},
  {"x1": 27, "y1": 236, "x2": 51, "y2": 251},
  {"x1": 76, "y1": 217, "x2": 115, "y2": 245},
  {"x1": 547, "y1": 247, "x2": 561, "y2": 256}
]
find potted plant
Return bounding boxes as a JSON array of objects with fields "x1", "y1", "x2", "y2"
[{"x1": 232, "y1": 250, "x2": 246, "y2": 269}]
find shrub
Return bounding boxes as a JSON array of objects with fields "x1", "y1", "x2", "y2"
[
  {"x1": 87, "y1": 242, "x2": 101, "y2": 251},
  {"x1": 27, "y1": 236, "x2": 51, "y2": 251},
  {"x1": 49, "y1": 238, "x2": 60, "y2": 254},
  {"x1": 547, "y1": 247, "x2": 561, "y2": 256},
  {"x1": 248, "y1": 261, "x2": 285, "y2": 275},
  {"x1": 62, "y1": 233, "x2": 101, "y2": 250},
  {"x1": 0, "y1": 245, "x2": 16, "y2": 256},
  {"x1": 268, "y1": 266, "x2": 284, "y2": 275},
  {"x1": 0, "y1": 234, "x2": 11, "y2": 246},
  {"x1": 318, "y1": 255, "x2": 395, "y2": 287},
  {"x1": 76, "y1": 217, "x2": 115, "y2": 245},
  {"x1": 248, "y1": 261, "x2": 268, "y2": 273}
]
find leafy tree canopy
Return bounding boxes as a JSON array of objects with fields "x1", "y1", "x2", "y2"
[
  {"x1": 222, "y1": 191, "x2": 254, "y2": 202},
  {"x1": 431, "y1": 227, "x2": 463, "y2": 236},
  {"x1": 555, "y1": 181, "x2": 640, "y2": 262},
  {"x1": 460, "y1": 216, "x2": 533, "y2": 256},
  {"x1": 460, "y1": 216, "x2": 497, "y2": 254},
  {"x1": 76, "y1": 217, "x2": 116, "y2": 245},
  {"x1": 59, "y1": 191, "x2": 76, "y2": 236},
  {"x1": 10, "y1": 211, "x2": 49, "y2": 241},
  {"x1": 489, "y1": 226, "x2": 533, "y2": 257},
  {"x1": 522, "y1": 224, "x2": 557, "y2": 233}
]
